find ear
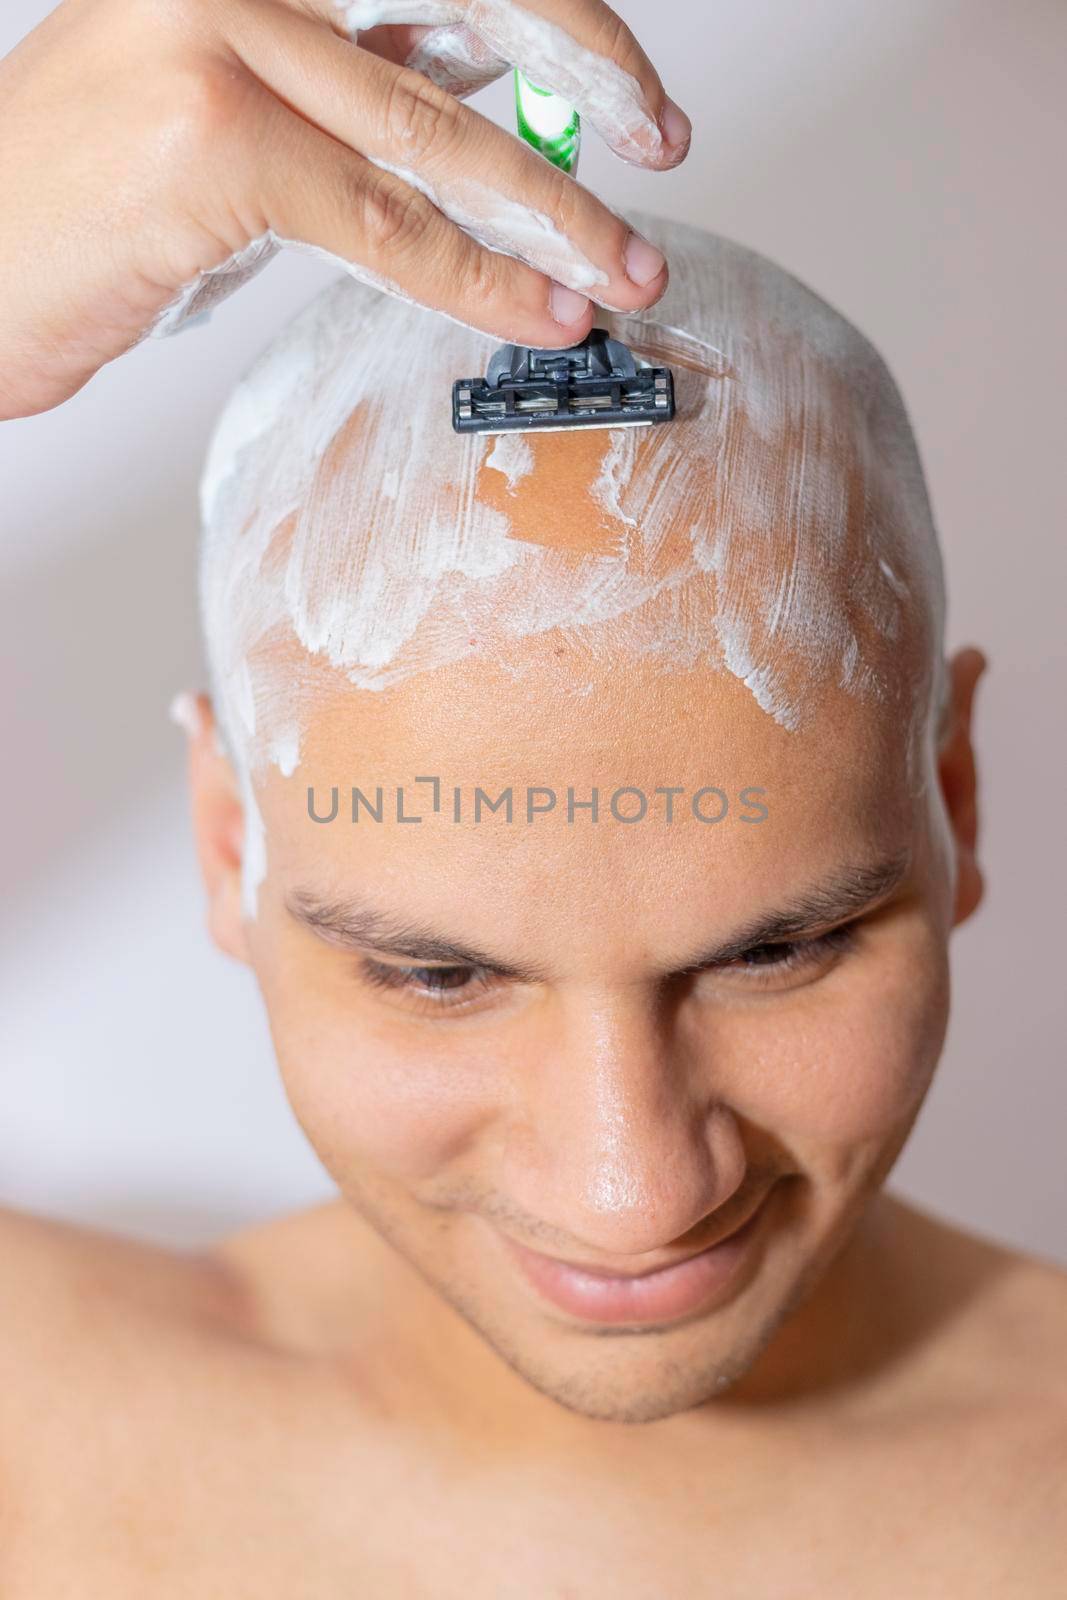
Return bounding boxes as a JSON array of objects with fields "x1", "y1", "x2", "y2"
[
  {"x1": 936, "y1": 647, "x2": 987, "y2": 930},
  {"x1": 172, "y1": 692, "x2": 252, "y2": 965}
]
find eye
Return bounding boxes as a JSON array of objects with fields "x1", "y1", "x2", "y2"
[
  {"x1": 355, "y1": 921, "x2": 862, "y2": 1016},
  {"x1": 358, "y1": 958, "x2": 497, "y2": 1013},
  {"x1": 711, "y1": 922, "x2": 858, "y2": 987}
]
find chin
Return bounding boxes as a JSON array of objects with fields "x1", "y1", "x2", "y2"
[
  {"x1": 432, "y1": 1248, "x2": 799, "y2": 1428},
  {"x1": 491, "y1": 1315, "x2": 787, "y2": 1427}
]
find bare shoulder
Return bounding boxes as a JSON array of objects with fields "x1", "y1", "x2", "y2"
[
  {"x1": 958, "y1": 1226, "x2": 1067, "y2": 1586},
  {"x1": 888, "y1": 1191, "x2": 1067, "y2": 1371},
  {"x1": 914, "y1": 1198, "x2": 1067, "y2": 1379},
  {"x1": 885, "y1": 1194, "x2": 1067, "y2": 1470},
  {"x1": 860, "y1": 1196, "x2": 1067, "y2": 1591},
  {"x1": 976, "y1": 1232, "x2": 1067, "y2": 1368},
  {"x1": 0, "y1": 1205, "x2": 392, "y2": 1593},
  {"x1": 0, "y1": 1202, "x2": 253, "y2": 1436},
  {"x1": 0, "y1": 1200, "x2": 248, "y2": 1323}
]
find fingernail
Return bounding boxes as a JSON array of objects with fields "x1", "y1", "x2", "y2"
[
  {"x1": 624, "y1": 231, "x2": 666, "y2": 287},
  {"x1": 550, "y1": 282, "x2": 591, "y2": 325},
  {"x1": 660, "y1": 96, "x2": 692, "y2": 152}
]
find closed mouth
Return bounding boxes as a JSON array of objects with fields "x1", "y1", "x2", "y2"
[{"x1": 506, "y1": 1186, "x2": 774, "y2": 1281}]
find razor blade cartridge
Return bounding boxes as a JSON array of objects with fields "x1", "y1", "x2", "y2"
[{"x1": 452, "y1": 328, "x2": 674, "y2": 435}]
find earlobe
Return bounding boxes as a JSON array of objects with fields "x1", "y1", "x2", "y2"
[
  {"x1": 937, "y1": 648, "x2": 987, "y2": 929},
  {"x1": 177, "y1": 692, "x2": 252, "y2": 966}
]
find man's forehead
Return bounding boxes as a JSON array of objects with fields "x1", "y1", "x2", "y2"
[
  {"x1": 270, "y1": 679, "x2": 919, "y2": 983},
  {"x1": 262, "y1": 644, "x2": 917, "y2": 877}
]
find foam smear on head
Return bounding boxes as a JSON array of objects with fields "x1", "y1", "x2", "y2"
[{"x1": 198, "y1": 212, "x2": 946, "y2": 917}]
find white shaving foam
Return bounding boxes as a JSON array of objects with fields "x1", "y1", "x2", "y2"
[
  {"x1": 368, "y1": 158, "x2": 608, "y2": 293},
  {"x1": 237, "y1": 765, "x2": 268, "y2": 919},
  {"x1": 592, "y1": 431, "x2": 638, "y2": 529},
  {"x1": 148, "y1": 192, "x2": 602, "y2": 352},
  {"x1": 198, "y1": 211, "x2": 945, "y2": 916},
  {"x1": 485, "y1": 432, "x2": 534, "y2": 491},
  {"x1": 404, "y1": 22, "x2": 508, "y2": 96},
  {"x1": 340, "y1": 0, "x2": 669, "y2": 164},
  {"x1": 150, "y1": 234, "x2": 281, "y2": 337},
  {"x1": 148, "y1": 229, "x2": 495, "y2": 344},
  {"x1": 167, "y1": 690, "x2": 202, "y2": 739}
]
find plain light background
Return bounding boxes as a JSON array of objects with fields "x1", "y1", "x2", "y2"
[{"x1": 1, "y1": 0, "x2": 1064, "y2": 1257}]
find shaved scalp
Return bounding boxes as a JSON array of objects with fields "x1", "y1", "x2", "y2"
[{"x1": 199, "y1": 211, "x2": 947, "y2": 828}]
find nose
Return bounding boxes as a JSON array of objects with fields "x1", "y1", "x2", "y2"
[{"x1": 510, "y1": 989, "x2": 748, "y2": 1261}]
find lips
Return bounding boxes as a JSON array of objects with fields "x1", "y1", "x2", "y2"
[
  {"x1": 499, "y1": 1188, "x2": 774, "y2": 1326},
  {"x1": 537, "y1": 1192, "x2": 769, "y2": 1279}
]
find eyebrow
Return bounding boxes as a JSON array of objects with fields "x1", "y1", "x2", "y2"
[{"x1": 285, "y1": 849, "x2": 911, "y2": 982}]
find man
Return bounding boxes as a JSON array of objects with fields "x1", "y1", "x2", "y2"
[{"x1": 3, "y1": 214, "x2": 1064, "y2": 1596}]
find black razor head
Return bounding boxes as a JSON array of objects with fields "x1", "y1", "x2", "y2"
[{"x1": 452, "y1": 327, "x2": 674, "y2": 434}]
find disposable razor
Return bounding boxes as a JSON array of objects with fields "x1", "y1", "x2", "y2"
[{"x1": 451, "y1": 71, "x2": 676, "y2": 437}]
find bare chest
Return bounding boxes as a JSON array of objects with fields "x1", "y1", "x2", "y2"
[
  {"x1": 369, "y1": 1428, "x2": 1055, "y2": 1600},
  {"x1": 7, "y1": 1404, "x2": 1059, "y2": 1599}
]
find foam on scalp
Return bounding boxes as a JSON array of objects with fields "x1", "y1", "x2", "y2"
[{"x1": 198, "y1": 213, "x2": 947, "y2": 915}]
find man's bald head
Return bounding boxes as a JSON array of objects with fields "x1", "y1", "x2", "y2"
[{"x1": 198, "y1": 213, "x2": 947, "y2": 907}]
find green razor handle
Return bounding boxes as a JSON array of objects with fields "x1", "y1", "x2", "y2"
[{"x1": 514, "y1": 69, "x2": 581, "y2": 176}]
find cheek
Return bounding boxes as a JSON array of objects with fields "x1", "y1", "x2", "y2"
[
  {"x1": 729, "y1": 926, "x2": 951, "y2": 1149},
  {"x1": 262, "y1": 979, "x2": 494, "y2": 1185}
]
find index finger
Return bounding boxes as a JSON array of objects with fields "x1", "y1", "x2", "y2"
[{"x1": 329, "y1": 0, "x2": 692, "y2": 167}]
